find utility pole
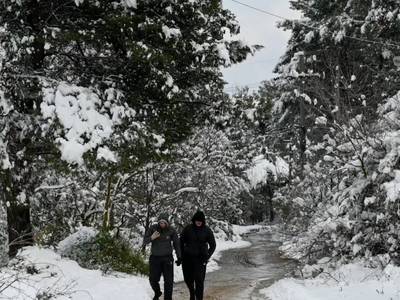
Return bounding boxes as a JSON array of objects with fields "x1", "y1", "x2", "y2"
[{"x1": 298, "y1": 54, "x2": 306, "y2": 179}]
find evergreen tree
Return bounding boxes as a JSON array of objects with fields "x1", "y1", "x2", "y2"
[
  {"x1": 275, "y1": 0, "x2": 400, "y2": 166},
  {"x1": 272, "y1": 0, "x2": 400, "y2": 264},
  {"x1": 0, "y1": 0, "x2": 258, "y2": 255}
]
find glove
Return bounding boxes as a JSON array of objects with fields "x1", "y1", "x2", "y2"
[{"x1": 175, "y1": 258, "x2": 182, "y2": 266}]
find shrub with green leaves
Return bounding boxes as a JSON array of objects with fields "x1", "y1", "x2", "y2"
[{"x1": 61, "y1": 232, "x2": 148, "y2": 275}]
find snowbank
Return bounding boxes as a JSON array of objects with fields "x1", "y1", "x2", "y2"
[{"x1": 263, "y1": 262, "x2": 400, "y2": 300}]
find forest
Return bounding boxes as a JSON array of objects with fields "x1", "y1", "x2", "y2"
[{"x1": 1, "y1": 0, "x2": 400, "y2": 281}]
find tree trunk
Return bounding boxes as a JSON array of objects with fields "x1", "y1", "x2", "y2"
[
  {"x1": 298, "y1": 54, "x2": 307, "y2": 179},
  {"x1": 141, "y1": 209, "x2": 151, "y2": 253},
  {"x1": 4, "y1": 168, "x2": 33, "y2": 257},
  {"x1": 7, "y1": 203, "x2": 33, "y2": 257},
  {"x1": 102, "y1": 175, "x2": 114, "y2": 233}
]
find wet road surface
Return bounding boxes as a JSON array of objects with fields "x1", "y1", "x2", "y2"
[{"x1": 173, "y1": 228, "x2": 297, "y2": 300}]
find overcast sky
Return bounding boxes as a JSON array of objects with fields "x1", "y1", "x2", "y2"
[{"x1": 221, "y1": 0, "x2": 301, "y2": 93}]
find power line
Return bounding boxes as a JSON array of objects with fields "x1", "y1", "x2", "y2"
[
  {"x1": 224, "y1": 81, "x2": 264, "y2": 91},
  {"x1": 231, "y1": 0, "x2": 400, "y2": 49},
  {"x1": 231, "y1": 0, "x2": 312, "y2": 28},
  {"x1": 238, "y1": 58, "x2": 280, "y2": 66},
  {"x1": 223, "y1": 1, "x2": 400, "y2": 94},
  {"x1": 231, "y1": 0, "x2": 287, "y2": 20}
]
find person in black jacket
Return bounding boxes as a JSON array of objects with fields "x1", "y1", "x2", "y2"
[
  {"x1": 180, "y1": 211, "x2": 216, "y2": 300},
  {"x1": 143, "y1": 212, "x2": 182, "y2": 300}
]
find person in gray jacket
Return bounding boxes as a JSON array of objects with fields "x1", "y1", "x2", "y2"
[{"x1": 143, "y1": 212, "x2": 182, "y2": 300}]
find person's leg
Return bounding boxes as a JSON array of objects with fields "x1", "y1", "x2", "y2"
[
  {"x1": 161, "y1": 255, "x2": 174, "y2": 300},
  {"x1": 194, "y1": 260, "x2": 207, "y2": 300},
  {"x1": 182, "y1": 258, "x2": 195, "y2": 300},
  {"x1": 149, "y1": 255, "x2": 162, "y2": 299}
]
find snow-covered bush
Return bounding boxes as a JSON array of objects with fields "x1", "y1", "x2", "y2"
[{"x1": 58, "y1": 227, "x2": 148, "y2": 275}]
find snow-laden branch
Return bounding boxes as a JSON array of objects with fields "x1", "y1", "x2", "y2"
[
  {"x1": 35, "y1": 182, "x2": 74, "y2": 192},
  {"x1": 174, "y1": 187, "x2": 198, "y2": 194},
  {"x1": 40, "y1": 82, "x2": 142, "y2": 165}
]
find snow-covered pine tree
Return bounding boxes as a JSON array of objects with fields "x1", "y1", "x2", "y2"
[
  {"x1": 272, "y1": 0, "x2": 400, "y2": 265},
  {"x1": 0, "y1": 0, "x2": 258, "y2": 255}
]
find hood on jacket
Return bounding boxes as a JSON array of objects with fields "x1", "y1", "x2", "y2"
[
  {"x1": 157, "y1": 212, "x2": 169, "y2": 226},
  {"x1": 191, "y1": 211, "x2": 205, "y2": 225}
]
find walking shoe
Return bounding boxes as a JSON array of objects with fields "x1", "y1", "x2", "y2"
[{"x1": 153, "y1": 291, "x2": 162, "y2": 300}]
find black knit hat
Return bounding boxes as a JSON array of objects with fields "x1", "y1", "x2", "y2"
[{"x1": 191, "y1": 211, "x2": 205, "y2": 223}]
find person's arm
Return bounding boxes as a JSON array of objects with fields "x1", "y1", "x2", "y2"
[
  {"x1": 207, "y1": 227, "x2": 216, "y2": 257},
  {"x1": 143, "y1": 225, "x2": 155, "y2": 245},
  {"x1": 180, "y1": 227, "x2": 187, "y2": 256},
  {"x1": 172, "y1": 228, "x2": 182, "y2": 259}
]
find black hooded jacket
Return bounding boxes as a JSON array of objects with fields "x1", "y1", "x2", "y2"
[
  {"x1": 180, "y1": 211, "x2": 216, "y2": 260},
  {"x1": 143, "y1": 212, "x2": 181, "y2": 258}
]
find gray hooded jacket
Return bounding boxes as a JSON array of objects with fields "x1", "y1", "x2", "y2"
[{"x1": 143, "y1": 213, "x2": 181, "y2": 258}]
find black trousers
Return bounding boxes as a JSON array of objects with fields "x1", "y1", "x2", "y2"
[
  {"x1": 182, "y1": 257, "x2": 207, "y2": 300},
  {"x1": 149, "y1": 255, "x2": 174, "y2": 300}
]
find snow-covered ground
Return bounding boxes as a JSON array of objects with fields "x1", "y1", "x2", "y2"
[
  {"x1": 3, "y1": 224, "x2": 400, "y2": 300},
  {"x1": 263, "y1": 262, "x2": 400, "y2": 300},
  {"x1": 1, "y1": 225, "x2": 255, "y2": 300}
]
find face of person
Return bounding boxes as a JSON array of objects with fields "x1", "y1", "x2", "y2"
[
  {"x1": 159, "y1": 221, "x2": 167, "y2": 228},
  {"x1": 195, "y1": 220, "x2": 202, "y2": 227}
]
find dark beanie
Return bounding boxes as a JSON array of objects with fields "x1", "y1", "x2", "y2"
[{"x1": 191, "y1": 211, "x2": 205, "y2": 223}]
